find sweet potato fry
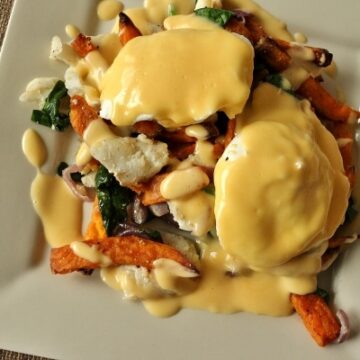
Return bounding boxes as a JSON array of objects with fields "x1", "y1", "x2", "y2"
[
  {"x1": 328, "y1": 235, "x2": 358, "y2": 249},
  {"x1": 70, "y1": 95, "x2": 99, "y2": 136},
  {"x1": 224, "y1": 17, "x2": 253, "y2": 41},
  {"x1": 138, "y1": 173, "x2": 169, "y2": 206},
  {"x1": 297, "y1": 77, "x2": 360, "y2": 122},
  {"x1": 119, "y1": 12, "x2": 142, "y2": 45},
  {"x1": 213, "y1": 142, "x2": 225, "y2": 159},
  {"x1": 71, "y1": 33, "x2": 97, "y2": 57},
  {"x1": 224, "y1": 16, "x2": 290, "y2": 72},
  {"x1": 324, "y1": 121, "x2": 355, "y2": 187},
  {"x1": 160, "y1": 128, "x2": 196, "y2": 143},
  {"x1": 245, "y1": 16, "x2": 291, "y2": 72},
  {"x1": 224, "y1": 119, "x2": 236, "y2": 148},
  {"x1": 133, "y1": 120, "x2": 163, "y2": 138},
  {"x1": 274, "y1": 39, "x2": 333, "y2": 67},
  {"x1": 290, "y1": 293, "x2": 340, "y2": 346},
  {"x1": 84, "y1": 198, "x2": 107, "y2": 241},
  {"x1": 50, "y1": 235, "x2": 198, "y2": 274},
  {"x1": 169, "y1": 143, "x2": 196, "y2": 160}
]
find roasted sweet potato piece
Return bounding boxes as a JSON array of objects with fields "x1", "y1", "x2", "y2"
[
  {"x1": 119, "y1": 12, "x2": 141, "y2": 45},
  {"x1": 169, "y1": 143, "x2": 196, "y2": 160},
  {"x1": 224, "y1": 119, "x2": 236, "y2": 148},
  {"x1": 245, "y1": 16, "x2": 291, "y2": 72},
  {"x1": 84, "y1": 198, "x2": 107, "y2": 241},
  {"x1": 71, "y1": 33, "x2": 97, "y2": 57},
  {"x1": 133, "y1": 120, "x2": 163, "y2": 138},
  {"x1": 290, "y1": 294, "x2": 340, "y2": 346},
  {"x1": 213, "y1": 142, "x2": 225, "y2": 159},
  {"x1": 297, "y1": 77, "x2": 360, "y2": 122},
  {"x1": 324, "y1": 121, "x2": 355, "y2": 187},
  {"x1": 223, "y1": 16, "x2": 290, "y2": 72},
  {"x1": 50, "y1": 235, "x2": 198, "y2": 274},
  {"x1": 138, "y1": 173, "x2": 169, "y2": 206},
  {"x1": 160, "y1": 128, "x2": 196, "y2": 143},
  {"x1": 70, "y1": 95, "x2": 99, "y2": 136},
  {"x1": 274, "y1": 39, "x2": 333, "y2": 67},
  {"x1": 224, "y1": 16, "x2": 253, "y2": 41}
]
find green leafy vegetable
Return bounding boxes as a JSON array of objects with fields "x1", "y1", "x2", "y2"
[
  {"x1": 345, "y1": 197, "x2": 358, "y2": 223},
  {"x1": 31, "y1": 80, "x2": 70, "y2": 131},
  {"x1": 194, "y1": 7, "x2": 234, "y2": 27},
  {"x1": 95, "y1": 165, "x2": 133, "y2": 236},
  {"x1": 203, "y1": 185, "x2": 215, "y2": 196},
  {"x1": 168, "y1": 3, "x2": 176, "y2": 16},
  {"x1": 315, "y1": 287, "x2": 330, "y2": 303},
  {"x1": 265, "y1": 74, "x2": 294, "y2": 95}
]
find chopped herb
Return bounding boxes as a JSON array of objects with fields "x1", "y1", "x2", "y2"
[
  {"x1": 57, "y1": 161, "x2": 69, "y2": 177},
  {"x1": 265, "y1": 74, "x2": 294, "y2": 95},
  {"x1": 95, "y1": 165, "x2": 133, "y2": 236},
  {"x1": 168, "y1": 3, "x2": 176, "y2": 16},
  {"x1": 345, "y1": 197, "x2": 358, "y2": 223},
  {"x1": 315, "y1": 287, "x2": 330, "y2": 303},
  {"x1": 31, "y1": 80, "x2": 70, "y2": 131},
  {"x1": 203, "y1": 184, "x2": 215, "y2": 196},
  {"x1": 194, "y1": 7, "x2": 234, "y2": 27}
]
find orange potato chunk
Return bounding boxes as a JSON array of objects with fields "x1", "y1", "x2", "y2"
[
  {"x1": 51, "y1": 235, "x2": 198, "y2": 274},
  {"x1": 71, "y1": 33, "x2": 97, "y2": 57},
  {"x1": 290, "y1": 294, "x2": 340, "y2": 346},
  {"x1": 70, "y1": 95, "x2": 98, "y2": 136}
]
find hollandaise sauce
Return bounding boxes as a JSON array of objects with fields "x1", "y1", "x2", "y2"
[{"x1": 22, "y1": 0, "x2": 351, "y2": 319}]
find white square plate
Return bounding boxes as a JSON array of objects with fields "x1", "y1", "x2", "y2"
[{"x1": 0, "y1": 0, "x2": 359, "y2": 359}]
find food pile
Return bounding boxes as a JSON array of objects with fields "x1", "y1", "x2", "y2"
[{"x1": 20, "y1": 0, "x2": 359, "y2": 346}]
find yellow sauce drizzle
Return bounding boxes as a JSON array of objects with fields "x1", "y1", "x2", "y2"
[
  {"x1": 22, "y1": 129, "x2": 47, "y2": 168},
  {"x1": 97, "y1": 0, "x2": 124, "y2": 21}
]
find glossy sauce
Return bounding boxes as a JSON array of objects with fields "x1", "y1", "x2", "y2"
[
  {"x1": 22, "y1": 129, "x2": 47, "y2": 168},
  {"x1": 142, "y1": 85, "x2": 349, "y2": 317},
  {"x1": 160, "y1": 167, "x2": 209, "y2": 199},
  {"x1": 143, "y1": 241, "x2": 317, "y2": 317},
  {"x1": 223, "y1": 0, "x2": 293, "y2": 40},
  {"x1": 22, "y1": 130, "x2": 83, "y2": 248},
  {"x1": 97, "y1": 0, "x2": 124, "y2": 21},
  {"x1": 144, "y1": 0, "x2": 195, "y2": 24},
  {"x1": 101, "y1": 26, "x2": 253, "y2": 127},
  {"x1": 215, "y1": 84, "x2": 349, "y2": 268},
  {"x1": 65, "y1": 24, "x2": 80, "y2": 39},
  {"x1": 70, "y1": 241, "x2": 112, "y2": 266},
  {"x1": 25, "y1": 0, "x2": 351, "y2": 317},
  {"x1": 168, "y1": 191, "x2": 215, "y2": 236}
]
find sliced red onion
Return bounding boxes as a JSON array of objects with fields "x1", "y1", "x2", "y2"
[
  {"x1": 149, "y1": 203, "x2": 169, "y2": 217},
  {"x1": 114, "y1": 223, "x2": 153, "y2": 240},
  {"x1": 62, "y1": 164, "x2": 94, "y2": 202},
  {"x1": 334, "y1": 309, "x2": 351, "y2": 343}
]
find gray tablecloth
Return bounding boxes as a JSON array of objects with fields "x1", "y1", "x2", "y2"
[{"x1": 0, "y1": 0, "x2": 14, "y2": 49}]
